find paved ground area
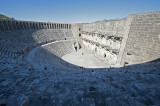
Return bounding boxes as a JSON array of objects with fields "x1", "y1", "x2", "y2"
[
  {"x1": 0, "y1": 55, "x2": 160, "y2": 106},
  {"x1": 62, "y1": 49, "x2": 111, "y2": 68}
]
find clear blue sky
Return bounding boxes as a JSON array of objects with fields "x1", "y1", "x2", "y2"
[{"x1": 0, "y1": 0, "x2": 160, "y2": 23}]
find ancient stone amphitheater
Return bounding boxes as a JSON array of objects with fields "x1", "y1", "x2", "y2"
[{"x1": 0, "y1": 11, "x2": 160, "y2": 106}]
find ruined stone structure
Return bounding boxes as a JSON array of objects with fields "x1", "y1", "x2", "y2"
[
  {"x1": 80, "y1": 11, "x2": 160, "y2": 66},
  {"x1": 81, "y1": 32, "x2": 122, "y2": 64},
  {"x1": 1, "y1": 11, "x2": 160, "y2": 106},
  {"x1": 0, "y1": 11, "x2": 160, "y2": 67},
  {"x1": 120, "y1": 12, "x2": 160, "y2": 65}
]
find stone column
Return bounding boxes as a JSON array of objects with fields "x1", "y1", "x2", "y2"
[
  {"x1": 34, "y1": 23, "x2": 36, "y2": 29},
  {"x1": 54, "y1": 23, "x2": 55, "y2": 29},
  {"x1": 48, "y1": 23, "x2": 50, "y2": 29},
  {"x1": 21, "y1": 21, "x2": 25, "y2": 29},
  {"x1": 25, "y1": 22, "x2": 28, "y2": 29},
  {"x1": 18, "y1": 21, "x2": 21, "y2": 29},
  {"x1": 35, "y1": 23, "x2": 37, "y2": 29},
  {"x1": 8, "y1": 21, "x2": 11, "y2": 30},
  {"x1": 29, "y1": 22, "x2": 33, "y2": 29},
  {"x1": 53, "y1": 24, "x2": 55, "y2": 29},
  {"x1": 10, "y1": 21, "x2": 14, "y2": 30},
  {"x1": 0, "y1": 20, "x2": 5, "y2": 31},
  {"x1": 12, "y1": 21, "x2": 16, "y2": 30},
  {"x1": 46, "y1": 23, "x2": 48, "y2": 29},
  {"x1": 34, "y1": 23, "x2": 37, "y2": 29},
  {"x1": 25, "y1": 22, "x2": 27, "y2": 29},
  {"x1": 39, "y1": 23, "x2": 41, "y2": 29},
  {"x1": 23, "y1": 22, "x2": 26, "y2": 29},
  {"x1": 31, "y1": 23, "x2": 34, "y2": 29},
  {"x1": 37, "y1": 23, "x2": 39, "y2": 29},
  {"x1": 17, "y1": 21, "x2": 21, "y2": 29},
  {"x1": 51, "y1": 23, "x2": 53, "y2": 29},
  {"x1": 40, "y1": 23, "x2": 43, "y2": 29},
  {"x1": 50, "y1": 23, "x2": 52, "y2": 29},
  {"x1": 67, "y1": 24, "x2": 69, "y2": 29},
  {"x1": 3, "y1": 21, "x2": 9, "y2": 30},
  {"x1": 38, "y1": 23, "x2": 41, "y2": 29},
  {"x1": 44, "y1": 23, "x2": 46, "y2": 29},
  {"x1": 15, "y1": 21, "x2": 18, "y2": 30},
  {"x1": 48, "y1": 23, "x2": 51, "y2": 29},
  {"x1": 69, "y1": 24, "x2": 71, "y2": 29},
  {"x1": 32, "y1": 22, "x2": 35, "y2": 29},
  {"x1": 66, "y1": 24, "x2": 68, "y2": 29},
  {"x1": 45, "y1": 23, "x2": 47, "y2": 29},
  {"x1": 47, "y1": 23, "x2": 48, "y2": 29},
  {"x1": 19, "y1": 21, "x2": 22, "y2": 29},
  {"x1": 28, "y1": 22, "x2": 30, "y2": 29},
  {"x1": 55, "y1": 24, "x2": 56, "y2": 29},
  {"x1": 32, "y1": 23, "x2": 35, "y2": 29},
  {"x1": 43, "y1": 23, "x2": 45, "y2": 29},
  {"x1": 27, "y1": 22, "x2": 30, "y2": 29},
  {"x1": 42, "y1": 23, "x2": 44, "y2": 29}
]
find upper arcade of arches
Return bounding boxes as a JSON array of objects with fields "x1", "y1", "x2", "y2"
[{"x1": 0, "y1": 19, "x2": 72, "y2": 31}]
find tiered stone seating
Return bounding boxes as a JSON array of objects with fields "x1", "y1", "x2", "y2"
[
  {"x1": 34, "y1": 40, "x2": 75, "y2": 66},
  {"x1": 0, "y1": 29, "x2": 74, "y2": 58}
]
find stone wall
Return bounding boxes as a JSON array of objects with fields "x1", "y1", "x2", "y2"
[
  {"x1": 81, "y1": 32, "x2": 122, "y2": 64},
  {"x1": 120, "y1": 11, "x2": 160, "y2": 65},
  {"x1": 0, "y1": 19, "x2": 72, "y2": 31},
  {"x1": 81, "y1": 11, "x2": 160, "y2": 66},
  {"x1": 83, "y1": 19, "x2": 127, "y2": 36}
]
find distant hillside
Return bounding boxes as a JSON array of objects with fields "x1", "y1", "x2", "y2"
[{"x1": 0, "y1": 14, "x2": 15, "y2": 20}]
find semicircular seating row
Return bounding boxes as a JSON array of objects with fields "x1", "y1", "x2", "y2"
[
  {"x1": 33, "y1": 40, "x2": 76, "y2": 67},
  {"x1": 0, "y1": 29, "x2": 74, "y2": 58}
]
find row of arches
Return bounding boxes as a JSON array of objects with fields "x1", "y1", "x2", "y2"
[{"x1": 0, "y1": 20, "x2": 72, "y2": 31}]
